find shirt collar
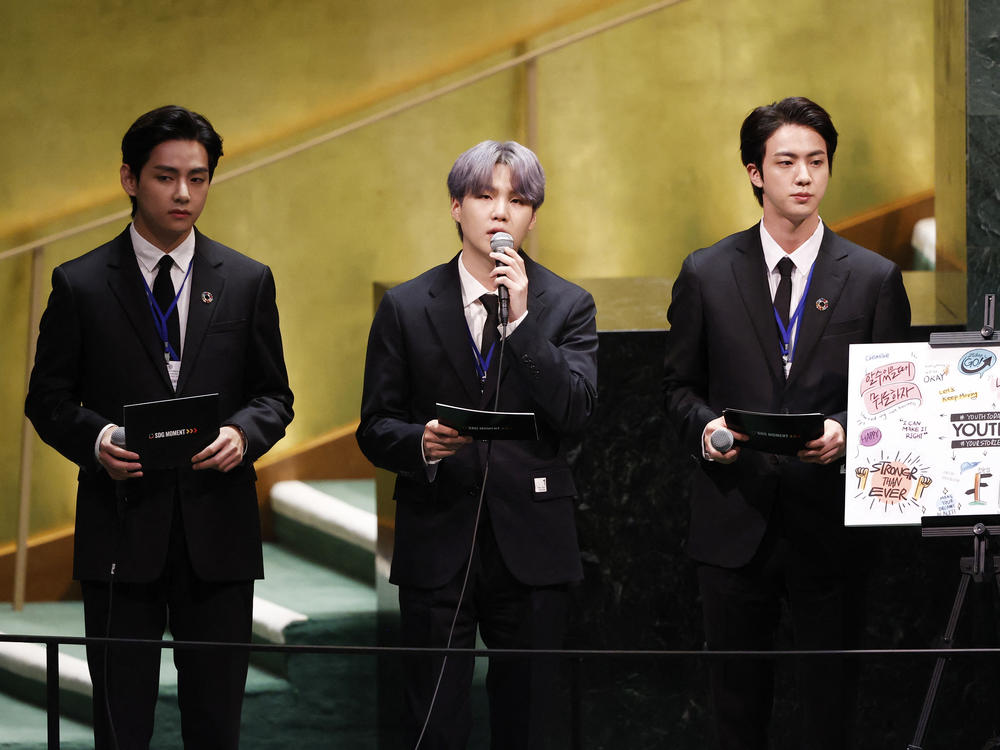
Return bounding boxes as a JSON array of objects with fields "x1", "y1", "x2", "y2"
[
  {"x1": 457, "y1": 251, "x2": 495, "y2": 309},
  {"x1": 130, "y1": 223, "x2": 196, "y2": 274},
  {"x1": 759, "y1": 219, "x2": 823, "y2": 274}
]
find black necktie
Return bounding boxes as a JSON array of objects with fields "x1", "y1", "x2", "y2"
[
  {"x1": 775, "y1": 256, "x2": 794, "y2": 329},
  {"x1": 153, "y1": 255, "x2": 181, "y2": 360},
  {"x1": 479, "y1": 293, "x2": 499, "y2": 357}
]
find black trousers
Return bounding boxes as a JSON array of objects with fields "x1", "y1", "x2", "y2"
[
  {"x1": 698, "y1": 527, "x2": 865, "y2": 750},
  {"x1": 398, "y1": 509, "x2": 569, "y2": 750},
  {"x1": 81, "y1": 498, "x2": 254, "y2": 750}
]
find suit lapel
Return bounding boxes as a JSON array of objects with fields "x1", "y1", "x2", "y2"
[
  {"x1": 426, "y1": 257, "x2": 482, "y2": 404},
  {"x1": 104, "y1": 228, "x2": 175, "y2": 391},
  {"x1": 176, "y1": 230, "x2": 224, "y2": 394},
  {"x1": 730, "y1": 227, "x2": 785, "y2": 384},
  {"x1": 786, "y1": 226, "x2": 849, "y2": 389}
]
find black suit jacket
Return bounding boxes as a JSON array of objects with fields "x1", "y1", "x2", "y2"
[
  {"x1": 26, "y1": 227, "x2": 293, "y2": 583},
  {"x1": 356, "y1": 253, "x2": 598, "y2": 589},
  {"x1": 663, "y1": 224, "x2": 911, "y2": 569}
]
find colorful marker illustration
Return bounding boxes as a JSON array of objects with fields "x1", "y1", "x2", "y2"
[
  {"x1": 852, "y1": 452, "x2": 930, "y2": 515},
  {"x1": 965, "y1": 471, "x2": 992, "y2": 506},
  {"x1": 913, "y1": 475, "x2": 932, "y2": 501}
]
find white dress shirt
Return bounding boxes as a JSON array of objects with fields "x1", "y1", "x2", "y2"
[
  {"x1": 760, "y1": 219, "x2": 823, "y2": 378},
  {"x1": 130, "y1": 223, "x2": 195, "y2": 356}
]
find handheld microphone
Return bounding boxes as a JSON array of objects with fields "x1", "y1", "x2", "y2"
[
  {"x1": 110, "y1": 426, "x2": 126, "y2": 448},
  {"x1": 109, "y1": 426, "x2": 129, "y2": 513},
  {"x1": 489, "y1": 232, "x2": 514, "y2": 325},
  {"x1": 710, "y1": 427, "x2": 734, "y2": 453}
]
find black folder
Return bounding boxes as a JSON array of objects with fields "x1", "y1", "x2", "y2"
[
  {"x1": 723, "y1": 408, "x2": 825, "y2": 455},
  {"x1": 436, "y1": 402, "x2": 539, "y2": 440},
  {"x1": 123, "y1": 393, "x2": 220, "y2": 469}
]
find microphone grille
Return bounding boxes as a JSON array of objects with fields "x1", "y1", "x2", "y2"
[
  {"x1": 709, "y1": 428, "x2": 734, "y2": 453},
  {"x1": 110, "y1": 426, "x2": 126, "y2": 448},
  {"x1": 490, "y1": 232, "x2": 515, "y2": 251}
]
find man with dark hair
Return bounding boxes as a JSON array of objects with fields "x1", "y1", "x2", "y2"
[
  {"x1": 120, "y1": 105, "x2": 224, "y2": 215},
  {"x1": 663, "y1": 97, "x2": 910, "y2": 750},
  {"x1": 357, "y1": 140, "x2": 597, "y2": 749},
  {"x1": 26, "y1": 105, "x2": 293, "y2": 749}
]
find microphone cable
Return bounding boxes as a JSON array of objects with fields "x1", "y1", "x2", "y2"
[
  {"x1": 412, "y1": 309, "x2": 508, "y2": 750},
  {"x1": 103, "y1": 484, "x2": 125, "y2": 750},
  {"x1": 101, "y1": 425, "x2": 132, "y2": 750}
]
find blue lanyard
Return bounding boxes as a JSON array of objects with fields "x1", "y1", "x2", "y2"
[
  {"x1": 772, "y1": 261, "x2": 815, "y2": 366},
  {"x1": 141, "y1": 259, "x2": 192, "y2": 362},
  {"x1": 466, "y1": 326, "x2": 496, "y2": 383}
]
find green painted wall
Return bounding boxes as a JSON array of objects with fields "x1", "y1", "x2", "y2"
[{"x1": 0, "y1": 0, "x2": 933, "y2": 544}]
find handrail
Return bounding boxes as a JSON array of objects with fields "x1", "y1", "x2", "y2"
[{"x1": 0, "y1": 0, "x2": 688, "y2": 263}]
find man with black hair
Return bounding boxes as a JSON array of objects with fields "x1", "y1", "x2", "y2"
[
  {"x1": 357, "y1": 140, "x2": 597, "y2": 749},
  {"x1": 26, "y1": 105, "x2": 293, "y2": 749},
  {"x1": 663, "y1": 97, "x2": 910, "y2": 750}
]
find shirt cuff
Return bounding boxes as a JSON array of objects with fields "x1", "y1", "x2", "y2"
[
  {"x1": 701, "y1": 424, "x2": 713, "y2": 461},
  {"x1": 499, "y1": 309, "x2": 528, "y2": 338},
  {"x1": 95, "y1": 423, "x2": 116, "y2": 462},
  {"x1": 420, "y1": 439, "x2": 440, "y2": 481}
]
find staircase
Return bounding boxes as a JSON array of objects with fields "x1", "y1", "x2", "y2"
[{"x1": 0, "y1": 479, "x2": 378, "y2": 749}]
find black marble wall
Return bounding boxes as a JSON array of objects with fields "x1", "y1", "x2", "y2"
[
  {"x1": 965, "y1": 0, "x2": 1000, "y2": 328},
  {"x1": 563, "y1": 328, "x2": 1000, "y2": 750}
]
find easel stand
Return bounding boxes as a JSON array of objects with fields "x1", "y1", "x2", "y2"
[
  {"x1": 909, "y1": 294, "x2": 1000, "y2": 749},
  {"x1": 907, "y1": 519, "x2": 1000, "y2": 750}
]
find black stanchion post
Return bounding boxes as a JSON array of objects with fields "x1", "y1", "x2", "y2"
[
  {"x1": 46, "y1": 640, "x2": 59, "y2": 749},
  {"x1": 571, "y1": 656, "x2": 582, "y2": 750}
]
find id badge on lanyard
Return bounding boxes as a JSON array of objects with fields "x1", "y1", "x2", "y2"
[{"x1": 141, "y1": 260, "x2": 192, "y2": 391}]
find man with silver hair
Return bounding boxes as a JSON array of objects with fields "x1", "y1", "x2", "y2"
[{"x1": 358, "y1": 140, "x2": 598, "y2": 749}]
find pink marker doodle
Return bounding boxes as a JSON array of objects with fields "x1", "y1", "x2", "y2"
[
  {"x1": 859, "y1": 427, "x2": 882, "y2": 447},
  {"x1": 862, "y1": 383, "x2": 922, "y2": 415}
]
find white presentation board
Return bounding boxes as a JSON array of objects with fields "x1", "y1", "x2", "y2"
[{"x1": 846, "y1": 341, "x2": 1000, "y2": 526}]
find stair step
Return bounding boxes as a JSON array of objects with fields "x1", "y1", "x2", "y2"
[
  {"x1": 270, "y1": 479, "x2": 376, "y2": 584},
  {"x1": 252, "y1": 543, "x2": 375, "y2": 673},
  {"x1": 257, "y1": 543, "x2": 375, "y2": 623},
  {"x1": 252, "y1": 542, "x2": 377, "y2": 732},
  {"x1": 0, "y1": 601, "x2": 290, "y2": 728},
  {"x1": 0, "y1": 689, "x2": 93, "y2": 749}
]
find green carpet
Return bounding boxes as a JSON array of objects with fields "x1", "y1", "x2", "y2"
[{"x1": 0, "y1": 691, "x2": 92, "y2": 749}]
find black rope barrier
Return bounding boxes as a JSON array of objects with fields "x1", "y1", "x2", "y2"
[{"x1": 5, "y1": 632, "x2": 1000, "y2": 749}]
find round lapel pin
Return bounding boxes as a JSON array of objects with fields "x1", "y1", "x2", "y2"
[
  {"x1": 201, "y1": 291, "x2": 214, "y2": 304},
  {"x1": 815, "y1": 298, "x2": 829, "y2": 311}
]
